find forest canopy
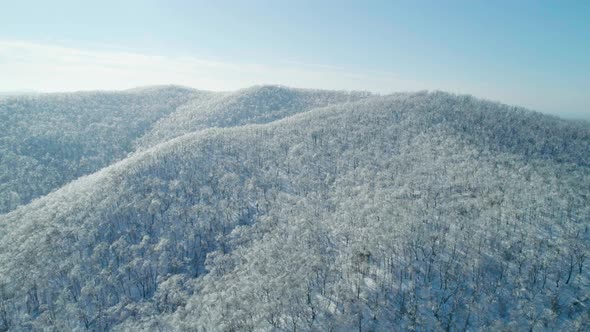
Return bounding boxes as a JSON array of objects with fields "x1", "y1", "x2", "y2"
[{"x1": 0, "y1": 86, "x2": 589, "y2": 331}]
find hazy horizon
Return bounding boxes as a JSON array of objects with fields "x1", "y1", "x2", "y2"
[
  {"x1": 1, "y1": 1, "x2": 588, "y2": 119},
  {"x1": 0, "y1": 81, "x2": 587, "y2": 121}
]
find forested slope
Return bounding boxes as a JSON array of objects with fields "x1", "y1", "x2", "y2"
[
  {"x1": 135, "y1": 85, "x2": 371, "y2": 148},
  {"x1": 0, "y1": 86, "x2": 370, "y2": 214},
  {"x1": 0, "y1": 91, "x2": 588, "y2": 331},
  {"x1": 0, "y1": 86, "x2": 197, "y2": 214}
]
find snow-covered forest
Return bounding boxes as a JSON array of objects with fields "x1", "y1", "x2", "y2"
[{"x1": 0, "y1": 86, "x2": 589, "y2": 331}]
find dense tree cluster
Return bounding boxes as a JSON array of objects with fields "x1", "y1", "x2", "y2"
[
  {"x1": 0, "y1": 86, "x2": 197, "y2": 214},
  {"x1": 0, "y1": 88, "x2": 588, "y2": 331}
]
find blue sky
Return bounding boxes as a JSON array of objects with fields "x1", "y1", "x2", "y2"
[{"x1": 1, "y1": 0, "x2": 588, "y2": 119}]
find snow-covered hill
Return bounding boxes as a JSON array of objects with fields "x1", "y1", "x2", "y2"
[
  {"x1": 0, "y1": 86, "x2": 198, "y2": 214},
  {"x1": 135, "y1": 85, "x2": 371, "y2": 149},
  {"x1": 0, "y1": 89, "x2": 588, "y2": 331}
]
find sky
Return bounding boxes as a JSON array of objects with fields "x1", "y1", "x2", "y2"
[{"x1": 0, "y1": 0, "x2": 588, "y2": 119}]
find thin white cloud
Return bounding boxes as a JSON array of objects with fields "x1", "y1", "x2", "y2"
[{"x1": 0, "y1": 40, "x2": 424, "y2": 93}]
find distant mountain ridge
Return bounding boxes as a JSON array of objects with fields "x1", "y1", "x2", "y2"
[{"x1": 136, "y1": 85, "x2": 371, "y2": 149}]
